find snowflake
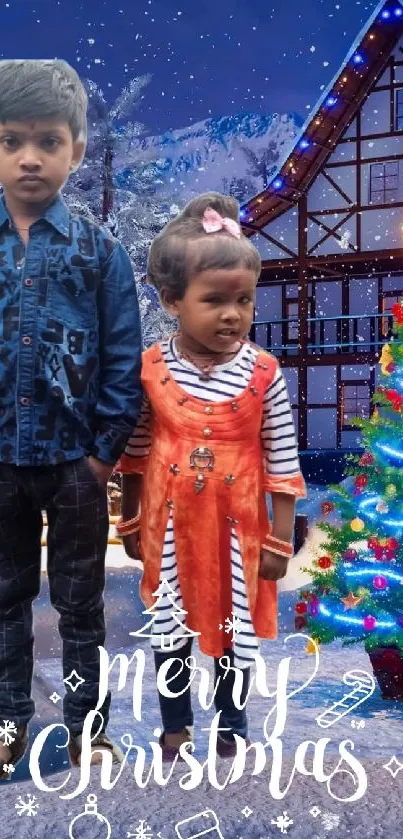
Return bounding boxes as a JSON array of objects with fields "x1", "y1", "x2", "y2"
[
  {"x1": 2, "y1": 763, "x2": 15, "y2": 775},
  {"x1": 219, "y1": 611, "x2": 244, "y2": 639},
  {"x1": 271, "y1": 811, "x2": 294, "y2": 834},
  {"x1": 127, "y1": 820, "x2": 153, "y2": 839},
  {"x1": 15, "y1": 794, "x2": 39, "y2": 817},
  {"x1": 0, "y1": 719, "x2": 17, "y2": 746}
]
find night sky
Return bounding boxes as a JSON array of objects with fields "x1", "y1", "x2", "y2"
[{"x1": 1, "y1": 0, "x2": 375, "y2": 135}]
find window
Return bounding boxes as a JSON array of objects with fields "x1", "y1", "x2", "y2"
[
  {"x1": 285, "y1": 298, "x2": 313, "y2": 342},
  {"x1": 381, "y1": 293, "x2": 401, "y2": 337},
  {"x1": 341, "y1": 382, "x2": 370, "y2": 429},
  {"x1": 369, "y1": 161, "x2": 399, "y2": 204},
  {"x1": 396, "y1": 89, "x2": 403, "y2": 131},
  {"x1": 286, "y1": 301, "x2": 299, "y2": 341}
]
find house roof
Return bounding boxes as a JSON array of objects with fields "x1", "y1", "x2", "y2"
[{"x1": 241, "y1": 0, "x2": 403, "y2": 236}]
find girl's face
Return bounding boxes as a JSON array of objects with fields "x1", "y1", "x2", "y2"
[{"x1": 165, "y1": 266, "x2": 257, "y2": 354}]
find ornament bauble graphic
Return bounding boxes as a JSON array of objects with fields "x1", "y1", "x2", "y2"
[{"x1": 69, "y1": 794, "x2": 111, "y2": 838}]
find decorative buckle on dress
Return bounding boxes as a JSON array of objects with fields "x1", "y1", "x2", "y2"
[{"x1": 189, "y1": 447, "x2": 215, "y2": 493}]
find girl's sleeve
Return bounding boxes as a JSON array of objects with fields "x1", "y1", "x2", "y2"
[
  {"x1": 261, "y1": 360, "x2": 306, "y2": 498},
  {"x1": 115, "y1": 395, "x2": 151, "y2": 475}
]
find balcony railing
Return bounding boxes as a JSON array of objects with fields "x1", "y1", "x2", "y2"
[{"x1": 250, "y1": 312, "x2": 403, "y2": 356}]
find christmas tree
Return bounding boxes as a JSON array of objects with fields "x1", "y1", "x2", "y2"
[
  {"x1": 130, "y1": 579, "x2": 200, "y2": 651},
  {"x1": 296, "y1": 301, "x2": 403, "y2": 696}
]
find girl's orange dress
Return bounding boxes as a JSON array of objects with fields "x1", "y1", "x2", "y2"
[{"x1": 119, "y1": 343, "x2": 306, "y2": 660}]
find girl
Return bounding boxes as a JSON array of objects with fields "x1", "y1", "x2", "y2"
[{"x1": 117, "y1": 192, "x2": 306, "y2": 760}]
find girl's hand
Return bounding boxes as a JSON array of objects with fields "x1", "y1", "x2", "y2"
[
  {"x1": 122, "y1": 531, "x2": 142, "y2": 561},
  {"x1": 259, "y1": 547, "x2": 289, "y2": 581}
]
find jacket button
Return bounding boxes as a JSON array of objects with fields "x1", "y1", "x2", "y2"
[
  {"x1": 25, "y1": 278, "x2": 33, "y2": 287},
  {"x1": 203, "y1": 427, "x2": 212, "y2": 438},
  {"x1": 22, "y1": 336, "x2": 31, "y2": 346},
  {"x1": 20, "y1": 396, "x2": 30, "y2": 406}
]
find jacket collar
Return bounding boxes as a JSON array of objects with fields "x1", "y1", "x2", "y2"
[{"x1": 0, "y1": 191, "x2": 70, "y2": 238}]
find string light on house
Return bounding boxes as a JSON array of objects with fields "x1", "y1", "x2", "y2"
[
  {"x1": 352, "y1": 52, "x2": 364, "y2": 65},
  {"x1": 272, "y1": 177, "x2": 284, "y2": 190},
  {"x1": 299, "y1": 138, "x2": 311, "y2": 149},
  {"x1": 325, "y1": 95, "x2": 338, "y2": 107}
]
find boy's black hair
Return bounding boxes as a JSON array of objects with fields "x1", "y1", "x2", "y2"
[
  {"x1": 0, "y1": 59, "x2": 88, "y2": 142},
  {"x1": 147, "y1": 192, "x2": 261, "y2": 301}
]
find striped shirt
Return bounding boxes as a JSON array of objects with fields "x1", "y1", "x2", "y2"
[
  {"x1": 124, "y1": 337, "x2": 300, "y2": 476},
  {"x1": 125, "y1": 338, "x2": 300, "y2": 667}
]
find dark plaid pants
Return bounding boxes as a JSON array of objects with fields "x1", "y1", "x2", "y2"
[{"x1": 0, "y1": 458, "x2": 110, "y2": 734}]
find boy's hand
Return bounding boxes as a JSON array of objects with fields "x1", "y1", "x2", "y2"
[
  {"x1": 87, "y1": 456, "x2": 114, "y2": 487},
  {"x1": 122, "y1": 531, "x2": 142, "y2": 561},
  {"x1": 259, "y1": 547, "x2": 289, "y2": 581}
]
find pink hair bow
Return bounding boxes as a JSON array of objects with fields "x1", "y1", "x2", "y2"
[{"x1": 201, "y1": 206, "x2": 241, "y2": 239}]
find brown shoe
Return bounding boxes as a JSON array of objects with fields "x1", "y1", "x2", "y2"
[
  {"x1": 159, "y1": 727, "x2": 194, "y2": 763},
  {"x1": 0, "y1": 725, "x2": 28, "y2": 780},
  {"x1": 68, "y1": 732, "x2": 124, "y2": 767},
  {"x1": 216, "y1": 733, "x2": 250, "y2": 759}
]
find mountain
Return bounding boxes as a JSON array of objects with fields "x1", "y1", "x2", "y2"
[{"x1": 113, "y1": 110, "x2": 303, "y2": 204}]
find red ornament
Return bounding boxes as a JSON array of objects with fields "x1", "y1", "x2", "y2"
[
  {"x1": 373, "y1": 575, "x2": 388, "y2": 590},
  {"x1": 295, "y1": 615, "x2": 307, "y2": 631},
  {"x1": 318, "y1": 556, "x2": 333, "y2": 570},
  {"x1": 295, "y1": 601, "x2": 308, "y2": 615},
  {"x1": 354, "y1": 474, "x2": 368, "y2": 493},
  {"x1": 386, "y1": 361, "x2": 396, "y2": 374},
  {"x1": 321, "y1": 501, "x2": 335, "y2": 517},
  {"x1": 384, "y1": 388, "x2": 403, "y2": 412},
  {"x1": 368, "y1": 536, "x2": 399, "y2": 561},
  {"x1": 359, "y1": 452, "x2": 374, "y2": 467},
  {"x1": 392, "y1": 302, "x2": 403, "y2": 325},
  {"x1": 363, "y1": 615, "x2": 377, "y2": 631}
]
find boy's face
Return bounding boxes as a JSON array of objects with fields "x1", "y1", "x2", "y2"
[{"x1": 0, "y1": 119, "x2": 85, "y2": 211}]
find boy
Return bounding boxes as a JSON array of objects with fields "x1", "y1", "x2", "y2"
[{"x1": 0, "y1": 59, "x2": 142, "y2": 775}]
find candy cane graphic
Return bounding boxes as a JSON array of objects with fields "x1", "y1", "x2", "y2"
[{"x1": 316, "y1": 669, "x2": 375, "y2": 729}]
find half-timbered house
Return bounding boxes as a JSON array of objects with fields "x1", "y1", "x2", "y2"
[{"x1": 242, "y1": 0, "x2": 403, "y2": 471}]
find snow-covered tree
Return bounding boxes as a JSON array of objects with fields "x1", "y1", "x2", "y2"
[
  {"x1": 241, "y1": 141, "x2": 280, "y2": 190},
  {"x1": 64, "y1": 74, "x2": 152, "y2": 218}
]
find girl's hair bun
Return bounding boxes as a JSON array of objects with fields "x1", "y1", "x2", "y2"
[{"x1": 180, "y1": 192, "x2": 239, "y2": 224}]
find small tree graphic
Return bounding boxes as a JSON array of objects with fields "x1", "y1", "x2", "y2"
[{"x1": 130, "y1": 579, "x2": 200, "y2": 650}]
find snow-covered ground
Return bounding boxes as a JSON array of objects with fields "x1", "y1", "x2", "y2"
[{"x1": 3, "y1": 483, "x2": 401, "y2": 838}]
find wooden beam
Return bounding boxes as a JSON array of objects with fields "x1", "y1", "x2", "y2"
[
  {"x1": 297, "y1": 195, "x2": 308, "y2": 450},
  {"x1": 322, "y1": 169, "x2": 355, "y2": 206},
  {"x1": 308, "y1": 209, "x2": 356, "y2": 254}
]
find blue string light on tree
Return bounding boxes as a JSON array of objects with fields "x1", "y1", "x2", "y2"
[
  {"x1": 374, "y1": 440, "x2": 403, "y2": 466},
  {"x1": 357, "y1": 494, "x2": 403, "y2": 534}
]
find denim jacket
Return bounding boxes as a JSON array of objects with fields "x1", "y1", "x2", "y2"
[{"x1": 0, "y1": 193, "x2": 142, "y2": 466}]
